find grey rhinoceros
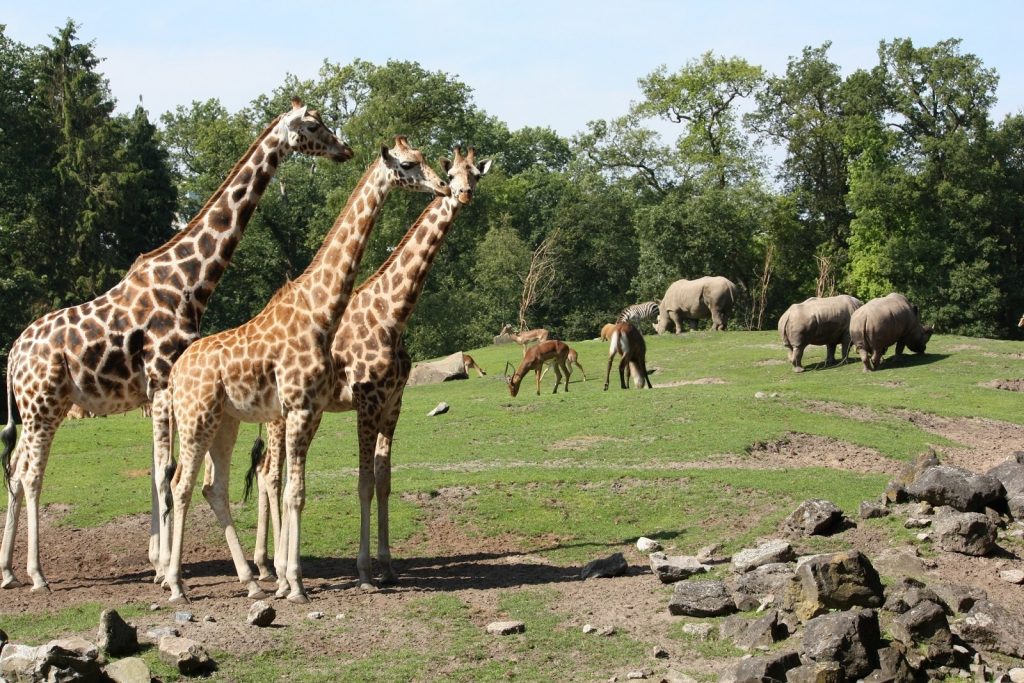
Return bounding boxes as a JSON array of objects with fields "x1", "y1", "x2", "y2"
[
  {"x1": 778, "y1": 295, "x2": 862, "y2": 372},
  {"x1": 849, "y1": 292, "x2": 932, "y2": 372},
  {"x1": 654, "y1": 276, "x2": 738, "y2": 333}
]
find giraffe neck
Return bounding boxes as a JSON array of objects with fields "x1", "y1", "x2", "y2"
[
  {"x1": 291, "y1": 158, "x2": 391, "y2": 334},
  {"x1": 129, "y1": 116, "x2": 293, "y2": 313},
  {"x1": 356, "y1": 194, "x2": 461, "y2": 334}
]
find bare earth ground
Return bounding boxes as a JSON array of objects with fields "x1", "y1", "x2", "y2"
[{"x1": 1, "y1": 406, "x2": 1023, "y2": 680}]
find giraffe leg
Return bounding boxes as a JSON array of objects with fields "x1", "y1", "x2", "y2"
[
  {"x1": 13, "y1": 412, "x2": 63, "y2": 592},
  {"x1": 1, "y1": 477, "x2": 25, "y2": 589},
  {"x1": 255, "y1": 419, "x2": 285, "y2": 583},
  {"x1": 149, "y1": 388, "x2": 175, "y2": 583},
  {"x1": 375, "y1": 395, "x2": 404, "y2": 586},
  {"x1": 356, "y1": 408, "x2": 378, "y2": 590},
  {"x1": 280, "y1": 409, "x2": 319, "y2": 603},
  {"x1": 201, "y1": 416, "x2": 265, "y2": 599}
]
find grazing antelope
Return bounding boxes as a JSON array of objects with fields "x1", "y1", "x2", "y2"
[
  {"x1": 463, "y1": 353, "x2": 486, "y2": 377},
  {"x1": 500, "y1": 324, "x2": 550, "y2": 355},
  {"x1": 505, "y1": 340, "x2": 572, "y2": 396},
  {"x1": 604, "y1": 322, "x2": 652, "y2": 390},
  {"x1": 600, "y1": 322, "x2": 617, "y2": 341},
  {"x1": 541, "y1": 346, "x2": 586, "y2": 381}
]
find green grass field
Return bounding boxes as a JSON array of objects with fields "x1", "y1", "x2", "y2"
[{"x1": 2, "y1": 330, "x2": 1022, "y2": 680}]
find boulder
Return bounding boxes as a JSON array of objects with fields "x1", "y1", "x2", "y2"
[
  {"x1": 406, "y1": 352, "x2": 469, "y2": 387},
  {"x1": 933, "y1": 511, "x2": 997, "y2": 556},
  {"x1": 648, "y1": 553, "x2": 708, "y2": 583},
  {"x1": 667, "y1": 580, "x2": 736, "y2": 617},
  {"x1": 781, "y1": 499, "x2": 847, "y2": 537},
  {"x1": 0, "y1": 637, "x2": 103, "y2": 683},
  {"x1": 721, "y1": 650, "x2": 801, "y2": 682},
  {"x1": 0, "y1": 643, "x2": 41, "y2": 682},
  {"x1": 862, "y1": 642, "x2": 918, "y2": 683},
  {"x1": 486, "y1": 621, "x2": 525, "y2": 635},
  {"x1": 886, "y1": 450, "x2": 941, "y2": 503},
  {"x1": 871, "y1": 545, "x2": 932, "y2": 578},
  {"x1": 860, "y1": 501, "x2": 891, "y2": 519},
  {"x1": 158, "y1": 635, "x2": 213, "y2": 675},
  {"x1": 97, "y1": 608, "x2": 138, "y2": 656},
  {"x1": 580, "y1": 552, "x2": 628, "y2": 579},
  {"x1": 952, "y1": 598, "x2": 1024, "y2": 658},
  {"x1": 103, "y1": 656, "x2": 151, "y2": 683},
  {"x1": 889, "y1": 600, "x2": 954, "y2": 665},
  {"x1": 636, "y1": 537, "x2": 662, "y2": 552},
  {"x1": 882, "y1": 577, "x2": 943, "y2": 615},
  {"x1": 1008, "y1": 493, "x2": 1024, "y2": 521},
  {"x1": 731, "y1": 609, "x2": 788, "y2": 651},
  {"x1": 731, "y1": 539, "x2": 795, "y2": 573},
  {"x1": 930, "y1": 582, "x2": 987, "y2": 614},
  {"x1": 906, "y1": 465, "x2": 1004, "y2": 512},
  {"x1": 785, "y1": 661, "x2": 843, "y2": 683},
  {"x1": 791, "y1": 550, "x2": 884, "y2": 620},
  {"x1": 727, "y1": 562, "x2": 798, "y2": 612},
  {"x1": 802, "y1": 608, "x2": 882, "y2": 680},
  {"x1": 986, "y1": 452, "x2": 1024, "y2": 497}
]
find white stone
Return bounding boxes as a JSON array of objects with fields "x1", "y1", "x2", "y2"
[
  {"x1": 307, "y1": 611, "x2": 325, "y2": 620},
  {"x1": 582, "y1": 624, "x2": 598, "y2": 634},
  {"x1": 636, "y1": 537, "x2": 662, "y2": 553},
  {"x1": 1007, "y1": 667, "x2": 1024, "y2": 683},
  {"x1": 486, "y1": 620, "x2": 525, "y2": 635},
  {"x1": 999, "y1": 569, "x2": 1024, "y2": 584}
]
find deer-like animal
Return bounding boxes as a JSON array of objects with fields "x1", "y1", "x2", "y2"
[
  {"x1": 600, "y1": 323, "x2": 617, "y2": 341},
  {"x1": 463, "y1": 354, "x2": 486, "y2": 377},
  {"x1": 541, "y1": 345, "x2": 585, "y2": 381},
  {"x1": 604, "y1": 322, "x2": 652, "y2": 390},
  {"x1": 500, "y1": 324, "x2": 550, "y2": 356},
  {"x1": 505, "y1": 340, "x2": 571, "y2": 396}
]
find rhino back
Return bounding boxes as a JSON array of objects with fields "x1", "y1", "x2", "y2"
[
  {"x1": 663, "y1": 278, "x2": 709, "y2": 317},
  {"x1": 850, "y1": 293, "x2": 917, "y2": 349},
  {"x1": 783, "y1": 295, "x2": 857, "y2": 346},
  {"x1": 702, "y1": 276, "x2": 738, "y2": 310}
]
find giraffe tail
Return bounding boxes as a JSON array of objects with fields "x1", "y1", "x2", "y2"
[
  {"x1": 243, "y1": 423, "x2": 266, "y2": 503},
  {"x1": 1, "y1": 361, "x2": 19, "y2": 487}
]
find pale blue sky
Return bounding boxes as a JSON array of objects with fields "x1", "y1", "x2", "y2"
[{"x1": 3, "y1": 1, "x2": 1022, "y2": 136}]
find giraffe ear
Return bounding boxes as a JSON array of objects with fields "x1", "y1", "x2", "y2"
[
  {"x1": 440, "y1": 157, "x2": 453, "y2": 173},
  {"x1": 477, "y1": 159, "x2": 493, "y2": 176},
  {"x1": 381, "y1": 145, "x2": 393, "y2": 162},
  {"x1": 286, "y1": 106, "x2": 308, "y2": 130}
]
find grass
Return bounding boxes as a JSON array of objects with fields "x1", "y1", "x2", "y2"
[{"x1": 2, "y1": 329, "x2": 1022, "y2": 680}]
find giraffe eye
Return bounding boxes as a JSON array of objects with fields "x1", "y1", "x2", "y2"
[{"x1": 399, "y1": 161, "x2": 418, "y2": 170}]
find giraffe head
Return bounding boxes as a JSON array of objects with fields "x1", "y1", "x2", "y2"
[
  {"x1": 380, "y1": 136, "x2": 450, "y2": 196},
  {"x1": 280, "y1": 97, "x2": 354, "y2": 162},
  {"x1": 440, "y1": 146, "x2": 492, "y2": 205}
]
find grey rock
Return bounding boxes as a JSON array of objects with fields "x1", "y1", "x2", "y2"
[
  {"x1": 652, "y1": 645, "x2": 669, "y2": 659},
  {"x1": 426, "y1": 402, "x2": 450, "y2": 416},
  {"x1": 986, "y1": 453, "x2": 1024, "y2": 497},
  {"x1": 860, "y1": 501, "x2": 891, "y2": 519},
  {"x1": 1, "y1": 637, "x2": 103, "y2": 683},
  {"x1": 931, "y1": 582, "x2": 987, "y2": 614},
  {"x1": 802, "y1": 608, "x2": 881, "y2": 680},
  {"x1": 890, "y1": 600, "x2": 954, "y2": 665},
  {"x1": 862, "y1": 642, "x2": 918, "y2": 683},
  {"x1": 158, "y1": 635, "x2": 213, "y2": 675},
  {"x1": 636, "y1": 537, "x2": 661, "y2": 552},
  {"x1": 1008, "y1": 667, "x2": 1024, "y2": 683},
  {"x1": 731, "y1": 539, "x2": 795, "y2": 573},
  {"x1": 695, "y1": 544, "x2": 723, "y2": 563},
  {"x1": 785, "y1": 661, "x2": 843, "y2": 683},
  {"x1": 680, "y1": 622, "x2": 714, "y2": 640},
  {"x1": 728, "y1": 561, "x2": 798, "y2": 611},
  {"x1": 886, "y1": 449, "x2": 942, "y2": 503},
  {"x1": 907, "y1": 465, "x2": 1004, "y2": 512},
  {"x1": 0, "y1": 643, "x2": 41, "y2": 682},
  {"x1": 144, "y1": 626, "x2": 179, "y2": 641},
  {"x1": 580, "y1": 552, "x2": 628, "y2": 579},
  {"x1": 732, "y1": 609, "x2": 788, "y2": 651},
  {"x1": 722, "y1": 650, "x2": 801, "y2": 682},
  {"x1": 247, "y1": 600, "x2": 276, "y2": 627},
  {"x1": 407, "y1": 352, "x2": 469, "y2": 387},
  {"x1": 1008, "y1": 493, "x2": 1024, "y2": 521},
  {"x1": 626, "y1": 669, "x2": 651, "y2": 679},
  {"x1": 173, "y1": 610, "x2": 195, "y2": 623},
  {"x1": 952, "y1": 598, "x2": 1024, "y2": 658},
  {"x1": 97, "y1": 608, "x2": 138, "y2": 657},
  {"x1": 307, "y1": 611, "x2": 325, "y2": 620},
  {"x1": 882, "y1": 576, "x2": 943, "y2": 615},
  {"x1": 648, "y1": 552, "x2": 708, "y2": 583},
  {"x1": 904, "y1": 517, "x2": 931, "y2": 529},
  {"x1": 791, "y1": 550, "x2": 884, "y2": 620},
  {"x1": 486, "y1": 620, "x2": 525, "y2": 635},
  {"x1": 871, "y1": 545, "x2": 932, "y2": 578},
  {"x1": 933, "y1": 511, "x2": 997, "y2": 556},
  {"x1": 1000, "y1": 569, "x2": 1024, "y2": 584},
  {"x1": 667, "y1": 580, "x2": 736, "y2": 617},
  {"x1": 582, "y1": 624, "x2": 598, "y2": 634},
  {"x1": 781, "y1": 499, "x2": 846, "y2": 537},
  {"x1": 103, "y1": 656, "x2": 151, "y2": 683}
]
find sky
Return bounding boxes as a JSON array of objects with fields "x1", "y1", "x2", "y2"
[{"x1": 3, "y1": 0, "x2": 1024, "y2": 138}]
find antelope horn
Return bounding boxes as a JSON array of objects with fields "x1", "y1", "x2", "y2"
[{"x1": 504, "y1": 361, "x2": 514, "y2": 378}]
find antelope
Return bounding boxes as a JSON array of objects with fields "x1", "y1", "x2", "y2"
[
  {"x1": 463, "y1": 353, "x2": 486, "y2": 377},
  {"x1": 500, "y1": 323, "x2": 551, "y2": 356},
  {"x1": 600, "y1": 323, "x2": 617, "y2": 341},
  {"x1": 604, "y1": 322, "x2": 652, "y2": 390},
  {"x1": 541, "y1": 345, "x2": 586, "y2": 381},
  {"x1": 505, "y1": 340, "x2": 572, "y2": 396}
]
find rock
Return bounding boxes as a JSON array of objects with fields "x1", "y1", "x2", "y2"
[
  {"x1": 882, "y1": 577, "x2": 943, "y2": 615},
  {"x1": 785, "y1": 661, "x2": 843, "y2": 682},
  {"x1": 158, "y1": 635, "x2": 213, "y2": 675},
  {"x1": 931, "y1": 582, "x2": 987, "y2": 614},
  {"x1": 247, "y1": 600, "x2": 276, "y2": 627},
  {"x1": 144, "y1": 626, "x2": 179, "y2": 641},
  {"x1": 1000, "y1": 569, "x2": 1024, "y2": 584},
  {"x1": 652, "y1": 645, "x2": 669, "y2": 659},
  {"x1": 635, "y1": 537, "x2": 661, "y2": 553},
  {"x1": 860, "y1": 501, "x2": 891, "y2": 519},
  {"x1": 933, "y1": 511, "x2": 997, "y2": 556},
  {"x1": 626, "y1": 669, "x2": 651, "y2": 679},
  {"x1": 904, "y1": 517, "x2": 931, "y2": 528},
  {"x1": 987, "y1": 454, "x2": 1024, "y2": 498},
  {"x1": 148, "y1": 603, "x2": 160, "y2": 612},
  {"x1": 781, "y1": 499, "x2": 846, "y2": 537},
  {"x1": 486, "y1": 620, "x2": 525, "y2": 635},
  {"x1": 721, "y1": 650, "x2": 801, "y2": 682},
  {"x1": 0, "y1": 643, "x2": 41, "y2": 682},
  {"x1": 1, "y1": 637, "x2": 103, "y2": 683},
  {"x1": 802, "y1": 608, "x2": 881, "y2": 680},
  {"x1": 307, "y1": 611, "x2": 325, "y2": 620},
  {"x1": 890, "y1": 600, "x2": 955, "y2": 665},
  {"x1": 680, "y1": 622, "x2": 713, "y2": 640},
  {"x1": 791, "y1": 550, "x2": 884, "y2": 620},
  {"x1": 886, "y1": 449, "x2": 941, "y2": 503},
  {"x1": 648, "y1": 553, "x2": 708, "y2": 583},
  {"x1": 203, "y1": 615, "x2": 216, "y2": 623},
  {"x1": 667, "y1": 580, "x2": 736, "y2": 617},
  {"x1": 908, "y1": 501, "x2": 934, "y2": 516},
  {"x1": 695, "y1": 544, "x2": 722, "y2": 563},
  {"x1": 863, "y1": 642, "x2": 918, "y2": 683},
  {"x1": 907, "y1": 465, "x2": 1004, "y2": 513},
  {"x1": 407, "y1": 352, "x2": 469, "y2": 386},
  {"x1": 97, "y1": 608, "x2": 139, "y2": 656},
  {"x1": 732, "y1": 609, "x2": 788, "y2": 651},
  {"x1": 952, "y1": 598, "x2": 1024, "y2": 658},
  {"x1": 174, "y1": 610, "x2": 195, "y2": 623},
  {"x1": 580, "y1": 552, "x2": 628, "y2": 579},
  {"x1": 582, "y1": 624, "x2": 598, "y2": 634},
  {"x1": 425, "y1": 402, "x2": 449, "y2": 416},
  {"x1": 1008, "y1": 667, "x2": 1024, "y2": 683},
  {"x1": 727, "y1": 561, "x2": 798, "y2": 611},
  {"x1": 731, "y1": 539, "x2": 795, "y2": 573},
  {"x1": 597, "y1": 625, "x2": 616, "y2": 637},
  {"x1": 1008, "y1": 494, "x2": 1024, "y2": 521},
  {"x1": 103, "y1": 656, "x2": 151, "y2": 683}
]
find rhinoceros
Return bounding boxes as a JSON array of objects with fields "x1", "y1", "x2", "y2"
[
  {"x1": 848, "y1": 293, "x2": 932, "y2": 372},
  {"x1": 778, "y1": 295, "x2": 862, "y2": 372},
  {"x1": 654, "y1": 276, "x2": 738, "y2": 333}
]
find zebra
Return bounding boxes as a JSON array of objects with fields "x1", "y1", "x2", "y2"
[{"x1": 617, "y1": 301, "x2": 659, "y2": 326}]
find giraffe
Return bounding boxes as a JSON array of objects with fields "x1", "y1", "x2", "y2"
[
  {"x1": 0, "y1": 100, "x2": 352, "y2": 593},
  {"x1": 163, "y1": 137, "x2": 449, "y2": 604},
  {"x1": 249, "y1": 147, "x2": 490, "y2": 591}
]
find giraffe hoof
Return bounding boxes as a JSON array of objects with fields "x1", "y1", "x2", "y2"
[
  {"x1": 257, "y1": 571, "x2": 276, "y2": 582},
  {"x1": 1, "y1": 576, "x2": 23, "y2": 589},
  {"x1": 169, "y1": 594, "x2": 190, "y2": 605},
  {"x1": 248, "y1": 587, "x2": 268, "y2": 600},
  {"x1": 286, "y1": 592, "x2": 310, "y2": 605},
  {"x1": 30, "y1": 583, "x2": 51, "y2": 594}
]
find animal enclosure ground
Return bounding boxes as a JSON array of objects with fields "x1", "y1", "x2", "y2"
[{"x1": 1, "y1": 331, "x2": 1023, "y2": 680}]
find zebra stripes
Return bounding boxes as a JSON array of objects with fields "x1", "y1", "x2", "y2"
[{"x1": 617, "y1": 301, "x2": 659, "y2": 325}]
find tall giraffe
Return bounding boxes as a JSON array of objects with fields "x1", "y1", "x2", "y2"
[
  {"x1": 251, "y1": 147, "x2": 490, "y2": 590},
  {"x1": 163, "y1": 138, "x2": 449, "y2": 604},
  {"x1": 0, "y1": 100, "x2": 352, "y2": 593}
]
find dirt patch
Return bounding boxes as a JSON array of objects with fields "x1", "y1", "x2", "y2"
[
  {"x1": 947, "y1": 344, "x2": 983, "y2": 352},
  {"x1": 894, "y1": 410, "x2": 1024, "y2": 471},
  {"x1": 548, "y1": 435, "x2": 626, "y2": 451},
  {"x1": 981, "y1": 378, "x2": 1024, "y2": 392},
  {"x1": 681, "y1": 433, "x2": 901, "y2": 475},
  {"x1": 755, "y1": 358, "x2": 787, "y2": 366},
  {"x1": 653, "y1": 377, "x2": 727, "y2": 388},
  {"x1": 981, "y1": 351, "x2": 1024, "y2": 360},
  {"x1": 802, "y1": 400, "x2": 887, "y2": 422}
]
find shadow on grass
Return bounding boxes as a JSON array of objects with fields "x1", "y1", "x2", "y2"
[{"x1": 868, "y1": 352, "x2": 950, "y2": 372}]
